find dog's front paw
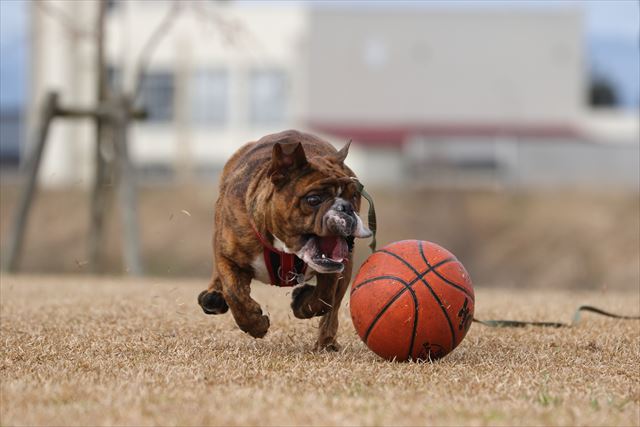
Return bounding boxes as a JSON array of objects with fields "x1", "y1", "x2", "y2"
[
  {"x1": 291, "y1": 284, "x2": 331, "y2": 319},
  {"x1": 198, "y1": 290, "x2": 229, "y2": 315},
  {"x1": 314, "y1": 339, "x2": 341, "y2": 352},
  {"x1": 241, "y1": 314, "x2": 270, "y2": 339},
  {"x1": 291, "y1": 284, "x2": 315, "y2": 319}
]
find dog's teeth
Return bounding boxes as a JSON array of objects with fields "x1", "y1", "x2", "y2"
[{"x1": 321, "y1": 254, "x2": 326, "y2": 259}]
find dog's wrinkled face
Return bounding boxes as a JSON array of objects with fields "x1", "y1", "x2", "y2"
[{"x1": 267, "y1": 141, "x2": 372, "y2": 273}]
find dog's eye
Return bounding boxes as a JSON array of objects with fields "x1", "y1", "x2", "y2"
[{"x1": 305, "y1": 195, "x2": 323, "y2": 207}]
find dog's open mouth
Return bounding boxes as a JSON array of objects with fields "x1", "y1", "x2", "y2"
[{"x1": 299, "y1": 235, "x2": 349, "y2": 273}]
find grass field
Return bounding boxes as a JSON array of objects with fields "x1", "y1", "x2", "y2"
[{"x1": 1, "y1": 275, "x2": 638, "y2": 426}]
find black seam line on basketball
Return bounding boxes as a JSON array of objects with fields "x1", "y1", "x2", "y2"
[
  {"x1": 377, "y1": 250, "x2": 456, "y2": 288},
  {"x1": 417, "y1": 244, "x2": 475, "y2": 302},
  {"x1": 415, "y1": 242, "x2": 457, "y2": 350},
  {"x1": 417, "y1": 275, "x2": 457, "y2": 351},
  {"x1": 350, "y1": 258, "x2": 455, "y2": 296},
  {"x1": 378, "y1": 249, "x2": 456, "y2": 350},
  {"x1": 357, "y1": 256, "x2": 456, "y2": 350},
  {"x1": 350, "y1": 275, "x2": 409, "y2": 296},
  {"x1": 362, "y1": 280, "x2": 420, "y2": 351}
]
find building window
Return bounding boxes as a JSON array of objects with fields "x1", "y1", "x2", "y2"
[
  {"x1": 191, "y1": 70, "x2": 228, "y2": 126},
  {"x1": 249, "y1": 69, "x2": 288, "y2": 125},
  {"x1": 139, "y1": 71, "x2": 174, "y2": 123}
]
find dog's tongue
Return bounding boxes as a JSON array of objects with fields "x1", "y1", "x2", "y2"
[{"x1": 318, "y1": 236, "x2": 348, "y2": 260}]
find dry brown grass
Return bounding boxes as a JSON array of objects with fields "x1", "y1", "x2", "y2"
[{"x1": 1, "y1": 275, "x2": 639, "y2": 426}]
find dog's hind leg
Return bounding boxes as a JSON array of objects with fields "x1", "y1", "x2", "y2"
[{"x1": 198, "y1": 276, "x2": 229, "y2": 315}]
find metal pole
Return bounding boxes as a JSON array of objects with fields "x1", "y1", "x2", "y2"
[{"x1": 2, "y1": 92, "x2": 58, "y2": 272}]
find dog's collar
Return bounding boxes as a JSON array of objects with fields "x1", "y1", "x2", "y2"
[{"x1": 249, "y1": 221, "x2": 307, "y2": 287}]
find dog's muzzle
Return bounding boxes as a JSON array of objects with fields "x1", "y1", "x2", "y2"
[{"x1": 325, "y1": 199, "x2": 372, "y2": 238}]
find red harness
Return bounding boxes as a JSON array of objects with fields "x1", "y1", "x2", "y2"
[{"x1": 250, "y1": 222, "x2": 307, "y2": 287}]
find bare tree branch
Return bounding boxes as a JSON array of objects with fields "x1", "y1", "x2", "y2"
[
  {"x1": 130, "y1": 0, "x2": 264, "y2": 104},
  {"x1": 35, "y1": 0, "x2": 96, "y2": 40},
  {"x1": 189, "y1": 1, "x2": 265, "y2": 55},
  {"x1": 131, "y1": 0, "x2": 184, "y2": 103}
]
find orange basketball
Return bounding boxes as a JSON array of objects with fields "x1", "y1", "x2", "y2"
[{"x1": 350, "y1": 240, "x2": 474, "y2": 361}]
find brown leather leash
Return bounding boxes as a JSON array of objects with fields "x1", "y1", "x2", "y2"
[{"x1": 474, "y1": 305, "x2": 640, "y2": 328}]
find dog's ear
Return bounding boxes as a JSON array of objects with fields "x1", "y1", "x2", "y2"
[
  {"x1": 269, "y1": 142, "x2": 308, "y2": 185},
  {"x1": 333, "y1": 140, "x2": 351, "y2": 164}
]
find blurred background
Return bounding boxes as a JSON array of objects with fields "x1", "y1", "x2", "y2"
[{"x1": 0, "y1": 0, "x2": 638, "y2": 290}]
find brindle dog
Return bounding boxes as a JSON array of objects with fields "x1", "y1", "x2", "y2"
[{"x1": 198, "y1": 130, "x2": 372, "y2": 351}]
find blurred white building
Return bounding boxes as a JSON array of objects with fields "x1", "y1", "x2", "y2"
[
  {"x1": 305, "y1": 6, "x2": 639, "y2": 189},
  {"x1": 28, "y1": 0, "x2": 639, "y2": 189}
]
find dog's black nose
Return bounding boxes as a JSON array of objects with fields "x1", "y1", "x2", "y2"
[{"x1": 335, "y1": 200, "x2": 354, "y2": 216}]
